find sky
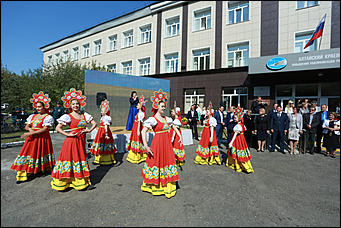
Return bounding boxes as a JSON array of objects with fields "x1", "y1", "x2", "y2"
[{"x1": 1, "y1": 1, "x2": 157, "y2": 75}]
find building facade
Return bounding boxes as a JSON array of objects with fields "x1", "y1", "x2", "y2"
[{"x1": 40, "y1": 1, "x2": 340, "y2": 113}]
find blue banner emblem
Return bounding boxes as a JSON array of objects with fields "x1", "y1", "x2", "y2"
[{"x1": 266, "y1": 57, "x2": 288, "y2": 70}]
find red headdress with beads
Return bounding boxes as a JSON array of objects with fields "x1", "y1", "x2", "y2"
[
  {"x1": 234, "y1": 106, "x2": 244, "y2": 122},
  {"x1": 150, "y1": 89, "x2": 167, "y2": 114},
  {"x1": 61, "y1": 88, "x2": 86, "y2": 109},
  {"x1": 30, "y1": 91, "x2": 51, "y2": 109},
  {"x1": 100, "y1": 99, "x2": 110, "y2": 115}
]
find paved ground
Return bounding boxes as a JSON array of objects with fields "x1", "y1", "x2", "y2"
[{"x1": 1, "y1": 132, "x2": 340, "y2": 227}]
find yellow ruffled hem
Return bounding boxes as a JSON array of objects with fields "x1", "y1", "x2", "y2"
[
  {"x1": 194, "y1": 155, "x2": 221, "y2": 165},
  {"x1": 141, "y1": 181, "x2": 177, "y2": 199},
  {"x1": 126, "y1": 151, "x2": 147, "y2": 164},
  {"x1": 226, "y1": 156, "x2": 254, "y2": 173},
  {"x1": 93, "y1": 154, "x2": 116, "y2": 165},
  {"x1": 16, "y1": 170, "x2": 31, "y2": 181},
  {"x1": 51, "y1": 177, "x2": 91, "y2": 191}
]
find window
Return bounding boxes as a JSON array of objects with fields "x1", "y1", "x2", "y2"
[
  {"x1": 47, "y1": 55, "x2": 52, "y2": 66},
  {"x1": 93, "y1": 39, "x2": 102, "y2": 56},
  {"x1": 222, "y1": 87, "x2": 248, "y2": 110},
  {"x1": 62, "y1": 50, "x2": 68, "y2": 62},
  {"x1": 107, "y1": 35, "x2": 117, "y2": 52},
  {"x1": 54, "y1": 53, "x2": 60, "y2": 64},
  {"x1": 164, "y1": 53, "x2": 179, "y2": 73},
  {"x1": 228, "y1": 1, "x2": 249, "y2": 24},
  {"x1": 184, "y1": 89, "x2": 205, "y2": 113},
  {"x1": 107, "y1": 64, "x2": 116, "y2": 73},
  {"x1": 193, "y1": 7, "x2": 211, "y2": 31},
  {"x1": 122, "y1": 30, "x2": 134, "y2": 48},
  {"x1": 297, "y1": 1, "x2": 318, "y2": 9},
  {"x1": 165, "y1": 16, "x2": 180, "y2": 37},
  {"x1": 72, "y1": 47, "x2": 79, "y2": 61},
  {"x1": 139, "y1": 24, "x2": 152, "y2": 44},
  {"x1": 138, "y1": 58, "x2": 151, "y2": 76},
  {"x1": 227, "y1": 42, "x2": 249, "y2": 67},
  {"x1": 121, "y1": 61, "x2": 133, "y2": 75},
  {"x1": 193, "y1": 48, "x2": 210, "y2": 70},
  {"x1": 82, "y1": 43, "x2": 90, "y2": 58},
  {"x1": 295, "y1": 31, "x2": 317, "y2": 53}
]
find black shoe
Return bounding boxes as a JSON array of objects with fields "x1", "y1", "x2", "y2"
[
  {"x1": 257, "y1": 149, "x2": 260, "y2": 152},
  {"x1": 261, "y1": 149, "x2": 265, "y2": 152},
  {"x1": 81, "y1": 185, "x2": 96, "y2": 191},
  {"x1": 269, "y1": 149, "x2": 274, "y2": 152},
  {"x1": 310, "y1": 152, "x2": 315, "y2": 155},
  {"x1": 16, "y1": 180, "x2": 24, "y2": 185},
  {"x1": 330, "y1": 154, "x2": 336, "y2": 158}
]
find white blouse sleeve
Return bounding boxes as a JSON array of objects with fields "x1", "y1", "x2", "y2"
[
  {"x1": 102, "y1": 116, "x2": 112, "y2": 125},
  {"x1": 166, "y1": 117, "x2": 173, "y2": 126},
  {"x1": 42, "y1": 115, "x2": 54, "y2": 127},
  {"x1": 233, "y1": 124, "x2": 243, "y2": 132},
  {"x1": 209, "y1": 117, "x2": 217, "y2": 127},
  {"x1": 322, "y1": 119, "x2": 329, "y2": 129},
  {"x1": 143, "y1": 117, "x2": 157, "y2": 129},
  {"x1": 84, "y1": 112, "x2": 93, "y2": 123},
  {"x1": 25, "y1": 114, "x2": 35, "y2": 125},
  {"x1": 57, "y1": 114, "x2": 71, "y2": 125},
  {"x1": 173, "y1": 118, "x2": 181, "y2": 127},
  {"x1": 137, "y1": 112, "x2": 145, "y2": 121}
]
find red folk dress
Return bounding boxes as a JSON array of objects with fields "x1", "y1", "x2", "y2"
[
  {"x1": 170, "y1": 118, "x2": 185, "y2": 166},
  {"x1": 51, "y1": 112, "x2": 93, "y2": 191},
  {"x1": 89, "y1": 115, "x2": 117, "y2": 165},
  {"x1": 126, "y1": 112, "x2": 147, "y2": 164},
  {"x1": 141, "y1": 116, "x2": 179, "y2": 198},
  {"x1": 194, "y1": 117, "x2": 221, "y2": 165},
  {"x1": 227, "y1": 123, "x2": 254, "y2": 173},
  {"x1": 11, "y1": 114, "x2": 55, "y2": 181}
]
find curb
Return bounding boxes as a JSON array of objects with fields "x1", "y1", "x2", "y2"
[{"x1": 1, "y1": 130, "x2": 72, "y2": 149}]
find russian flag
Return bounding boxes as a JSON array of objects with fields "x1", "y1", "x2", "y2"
[{"x1": 304, "y1": 14, "x2": 326, "y2": 49}]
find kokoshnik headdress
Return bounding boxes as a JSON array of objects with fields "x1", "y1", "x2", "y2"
[
  {"x1": 30, "y1": 91, "x2": 51, "y2": 109},
  {"x1": 234, "y1": 106, "x2": 244, "y2": 121},
  {"x1": 150, "y1": 89, "x2": 168, "y2": 112},
  {"x1": 61, "y1": 88, "x2": 86, "y2": 109},
  {"x1": 100, "y1": 99, "x2": 110, "y2": 114},
  {"x1": 206, "y1": 101, "x2": 214, "y2": 115}
]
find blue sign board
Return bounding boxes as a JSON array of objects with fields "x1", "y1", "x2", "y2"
[{"x1": 266, "y1": 57, "x2": 288, "y2": 71}]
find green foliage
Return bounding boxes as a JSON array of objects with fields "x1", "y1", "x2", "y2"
[{"x1": 1, "y1": 60, "x2": 108, "y2": 112}]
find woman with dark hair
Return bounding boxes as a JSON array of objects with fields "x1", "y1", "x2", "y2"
[
  {"x1": 11, "y1": 91, "x2": 55, "y2": 184},
  {"x1": 140, "y1": 89, "x2": 182, "y2": 198},
  {"x1": 322, "y1": 112, "x2": 340, "y2": 158},
  {"x1": 51, "y1": 88, "x2": 97, "y2": 191},
  {"x1": 126, "y1": 91, "x2": 139, "y2": 131}
]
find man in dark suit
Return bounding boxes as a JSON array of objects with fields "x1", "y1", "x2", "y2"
[
  {"x1": 268, "y1": 103, "x2": 278, "y2": 118},
  {"x1": 214, "y1": 105, "x2": 225, "y2": 148},
  {"x1": 303, "y1": 106, "x2": 321, "y2": 154},
  {"x1": 225, "y1": 106, "x2": 237, "y2": 145},
  {"x1": 315, "y1": 104, "x2": 329, "y2": 153},
  {"x1": 187, "y1": 104, "x2": 199, "y2": 140},
  {"x1": 270, "y1": 105, "x2": 289, "y2": 153}
]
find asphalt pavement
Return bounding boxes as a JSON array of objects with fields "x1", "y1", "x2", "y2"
[{"x1": 1, "y1": 132, "x2": 340, "y2": 227}]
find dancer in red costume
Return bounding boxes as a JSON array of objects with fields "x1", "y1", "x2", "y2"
[
  {"x1": 11, "y1": 91, "x2": 55, "y2": 184},
  {"x1": 140, "y1": 89, "x2": 183, "y2": 198},
  {"x1": 194, "y1": 103, "x2": 221, "y2": 165},
  {"x1": 227, "y1": 106, "x2": 254, "y2": 173},
  {"x1": 126, "y1": 95, "x2": 148, "y2": 164},
  {"x1": 90, "y1": 99, "x2": 117, "y2": 165},
  {"x1": 170, "y1": 102, "x2": 185, "y2": 167},
  {"x1": 51, "y1": 88, "x2": 97, "y2": 191}
]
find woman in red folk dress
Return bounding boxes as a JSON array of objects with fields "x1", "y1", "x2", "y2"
[
  {"x1": 140, "y1": 89, "x2": 183, "y2": 198},
  {"x1": 170, "y1": 105, "x2": 185, "y2": 167},
  {"x1": 11, "y1": 91, "x2": 55, "y2": 184},
  {"x1": 90, "y1": 100, "x2": 117, "y2": 165},
  {"x1": 51, "y1": 88, "x2": 97, "y2": 191},
  {"x1": 227, "y1": 106, "x2": 254, "y2": 174},
  {"x1": 194, "y1": 104, "x2": 221, "y2": 165},
  {"x1": 126, "y1": 96, "x2": 148, "y2": 164}
]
